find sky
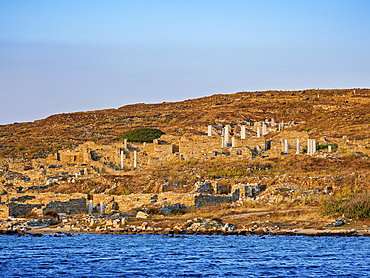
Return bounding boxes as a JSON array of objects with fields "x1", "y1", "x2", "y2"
[{"x1": 0, "y1": 0, "x2": 369, "y2": 124}]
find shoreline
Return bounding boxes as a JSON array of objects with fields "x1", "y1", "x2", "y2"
[{"x1": 2, "y1": 226, "x2": 370, "y2": 237}]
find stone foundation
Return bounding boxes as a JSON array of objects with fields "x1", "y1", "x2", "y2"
[
  {"x1": 194, "y1": 190, "x2": 240, "y2": 207},
  {"x1": 0, "y1": 193, "x2": 88, "y2": 218}
]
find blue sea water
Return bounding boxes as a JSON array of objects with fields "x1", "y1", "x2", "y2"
[{"x1": 1, "y1": 234, "x2": 370, "y2": 277}]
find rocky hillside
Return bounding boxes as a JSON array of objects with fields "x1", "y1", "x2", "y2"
[{"x1": 0, "y1": 88, "x2": 369, "y2": 159}]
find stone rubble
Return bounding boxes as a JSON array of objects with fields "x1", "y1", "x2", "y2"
[{"x1": 1, "y1": 213, "x2": 368, "y2": 237}]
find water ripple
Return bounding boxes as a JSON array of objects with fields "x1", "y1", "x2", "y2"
[{"x1": 1, "y1": 234, "x2": 370, "y2": 277}]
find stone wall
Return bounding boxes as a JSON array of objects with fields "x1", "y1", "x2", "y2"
[
  {"x1": 57, "y1": 151, "x2": 86, "y2": 164},
  {"x1": 194, "y1": 190, "x2": 240, "y2": 208},
  {"x1": 1, "y1": 193, "x2": 88, "y2": 204},
  {"x1": 92, "y1": 192, "x2": 196, "y2": 212},
  {"x1": 0, "y1": 193, "x2": 88, "y2": 217},
  {"x1": 43, "y1": 198, "x2": 87, "y2": 214},
  {"x1": 272, "y1": 175, "x2": 342, "y2": 191},
  {"x1": 0, "y1": 204, "x2": 9, "y2": 219},
  {"x1": 231, "y1": 184, "x2": 266, "y2": 198},
  {"x1": 0, "y1": 189, "x2": 244, "y2": 218},
  {"x1": 153, "y1": 141, "x2": 174, "y2": 156},
  {"x1": 47, "y1": 126, "x2": 312, "y2": 170},
  {"x1": 7, "y1": 203, "x2": 43, "y2": 218}
]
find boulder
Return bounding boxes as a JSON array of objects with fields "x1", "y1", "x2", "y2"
[
  {"x1": 136, "y1": 211, "x2": 149, "y2": 219},
  {"x1": 160, "y1": 207, "x2": 172, "y2": 215},
  {"x1": 334, "y1": 220, "x2": 344, "y2": 227}
]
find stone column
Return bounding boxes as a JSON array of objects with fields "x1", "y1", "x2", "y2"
[
  {"x1": 262, "y1": 123, "x2": 267, "y2": 136},
  {"x1": 281, "y1": 121, "x2": 285, "y2": 128},
  {"x1": 278, "y1": 124, "x2": 281, "y2": 132},
  {"x1": 257, "y1": 127, "x2": 261, "y2": 138},
  {"x1": 284, "y1": 139, "x2": 289, "y2": 154},
  {"x1": 241, "y1": 125, "x2": 246, "y2": 139},
  {"x1": 232, "y1": 137, "x2": 235, "y2": 147},
  {"x1": 88, "y1": 200, "x2": 93, "y2": 214},
  {"x1": 100, "y1": 201, "x2": 104, "y2": 214},
  {"x1": 120, "y1": 149, "x2": 124, "y2": 170},
  {"x1": 296, "y1": 139, "x2": 300, "y2": 154},
  {"x1": 307, "y1": 139, "x2": 311, "y2": 156},
  {"x1": 312, "y1": 139, "x2": 316, "y2": 155},
  {"x1": 221, "y1": 137, "x2": 224, "y2": 148},
  {"x1": 124, "y1": 138, "x2": 128, "y2": 149},
  {"x1": 328, "y1": 145, "x2": 332, "y2": 152},
  {"x1": 224, "y1": 125, "x2": 229, "y2": 147},
  {"x1": 208, "y1": 125, "x2": 212, "y2": 137},
  {"x1": 134, "y1": 151, "x2": 137, "y2": 168}
]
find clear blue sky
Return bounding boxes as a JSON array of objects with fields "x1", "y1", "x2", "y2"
[{"x1": 0, "y1": 0, "x2": 369, "y2": 124}]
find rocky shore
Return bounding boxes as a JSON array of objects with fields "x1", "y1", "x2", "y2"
[{"x1": 1, "y1": 214, "x2": 370, "y2": 237}]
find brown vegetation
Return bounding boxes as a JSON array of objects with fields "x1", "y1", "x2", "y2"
[
  {"x1": 1, "y1": 88, "x2": 369, "y2": 159},
  {"x1": 1, "y1": 88, "x2": 370, "y2": 226}
]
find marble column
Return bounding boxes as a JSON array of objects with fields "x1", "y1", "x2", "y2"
[
  {"x1": 284, "y1": 139, "x2": 289, "y2": 154},
  {"x1": 224, "y1": 125, "x2": 229, "y2": 147},
  {"x1": 262, "y1": 123, "x2": 267, "y2": 135},
  {"x1": 296, "y1": 139, "x2": 300, "y2": 154},
  {"x1": 241, "y1": 125, "x2": 246, "y2": 139},
  {"x1": 88, "y1": 200, "x2": 93, "y2": 214},
  {"x1": 208, "y1": 125, "x2": 212, "y2": 137},
  {"x1": 100, "y1": 201, "x2": 104, "y2": 214},
  {"x1": 121, "y1": 149, "x2": 124, "y2": 170}
]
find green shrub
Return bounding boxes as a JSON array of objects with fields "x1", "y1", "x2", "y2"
[
  {"x1": 317, "y1": 143, "x2": 338, "y2": 150},
  {"x1": 347, "y1": 153, "x2": 355, "y2": 159},
  {"x1": 116, "y1": 128, "x2": 165, "y2": 143},
  {"x1": 120, "y1": 188, "x2": 131, "y2": 195},
  {"x1": 322, "y1": 193, "x2": 370, "y2": 219},
  {"x1": 303, "y1": 143, "x2": 338, "y2": 153}
]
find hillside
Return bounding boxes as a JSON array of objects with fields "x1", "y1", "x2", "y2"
[
  {"x1": 2, "y1": 88, "x2": 370, "y2": 232},
  {"x1": 1, "y1": 88, "x2": 369, "y2": 159}
]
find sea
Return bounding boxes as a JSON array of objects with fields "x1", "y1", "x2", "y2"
[{"x1": 1, "y1": 234, "x2": 370, "y2": 277}]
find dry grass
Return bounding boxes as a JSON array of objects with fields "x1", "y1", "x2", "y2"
[
  {"x1": 25, "y1": 211, "x2": 38, "y2": 219},
  {"x1": 1, "y1": 88, "x2": 369, "y2": 160}
]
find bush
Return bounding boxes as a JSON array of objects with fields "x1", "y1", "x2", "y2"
[
  {"x1": 322, "y1": 193, "x2": 370, "y2": 219},
  {"x1": 116, "y1": 128, "x2": 165, "y2": 143},
  {"x1": 120, "y1": 188, "x2": 131, "y2": 195},
  {"x1": 147, "y1": 207, "x2": 161, "y2": 215},
  {"x1": 303, "y1": 143, "x2": 338, "y2": 153},
  {"x1": 44, "y1": 210, "x2": 59, "y2": 219},
  {"x1": 170, "y1": 207, "x2": 189, "y2": 215}
]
